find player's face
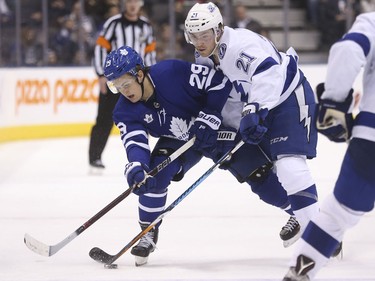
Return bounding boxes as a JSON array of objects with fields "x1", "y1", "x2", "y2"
[
  {"x1": 188, "y1": 29, "x2": 216, "y2": 57},
  {"x1": 111, "y1": 74, "x2": 141, "y2": 103}
]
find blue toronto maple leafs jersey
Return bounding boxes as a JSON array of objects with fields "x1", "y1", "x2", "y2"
[{"x1": 112, "y1": 59, "x2": 232, "y2": 166}]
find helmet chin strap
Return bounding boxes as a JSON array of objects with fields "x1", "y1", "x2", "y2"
[
  {"x1": 207, "y1": 40, "x2": 220, "y2": 57},
  {"x1": 199, "y1": 27, "x2": 223, "y2": 58},
  {"x1": 137, "y1": 70, "x2": 147, "y2": 101}
]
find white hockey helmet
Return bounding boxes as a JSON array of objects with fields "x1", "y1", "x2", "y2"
[{"x1": 184, "y1": 2, "x2": 223, "y2": 34}]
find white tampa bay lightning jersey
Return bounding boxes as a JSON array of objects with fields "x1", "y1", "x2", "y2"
[
  {"x1": 196, "y1": 26, "x2": 302, "y2": 129},
  {"x1": 323, "y1": 12, "x2": 375, "y2": 142},
  {"x1": 112, "y1": 59, "x2": 232, "y2": 166}
]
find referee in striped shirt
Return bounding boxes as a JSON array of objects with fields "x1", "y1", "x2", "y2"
[{"x1": 89, "y1": 0, "x2": 156, "y2": 169}]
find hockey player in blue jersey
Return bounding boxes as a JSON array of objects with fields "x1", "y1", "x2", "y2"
[
  {"x1": 104, "y1": 45, "x2": 299, "y2": 266},
  {"x1": 283, "y1": 12, "x2": 375, "y2": 281},
  {"x1": 184, "y1": 2, "x2": 319, "y2": 246}
]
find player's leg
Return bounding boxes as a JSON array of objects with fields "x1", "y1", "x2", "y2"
[
  {"x1": 268, "y1": 80, "x2": 319, "y2": 234},
  {"x1": 88, "y1": 90, "x2": 119, "y2": 169},
  {"x1": 216, "y1": 141, "x2": 301, "y2": 246},
  {"x1": 284, "y1": 138, "x2": 375, "y2": 280},
  {"x1": 132, "y1": 137, "x2": 203, "y2": 265},
  {"x1": 275, "y1": 155, "x2": 318, "y2": 231}
]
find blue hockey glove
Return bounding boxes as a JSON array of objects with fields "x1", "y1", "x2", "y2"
[
  {"x1": 124, "y1": 162, "x2": 157, "y2": 195},
  {"x1": 212, "y1": 127, "x2": 240, "y2": 168},
  {"x1": 189, "y1": 110, "x2": 222, "y2": 151},
  {"x1": 216, "y1": 128, "x2": 238, "y2": 154},
  {"x1": 205, "y1": 127, "x2": 239, "y2": 160},
  {"x1": 239, "y1": 103, "x2": 268, "y2": 145},
  {"x1": 316, "y1": 84, "x2": 354, "y2": 142}
]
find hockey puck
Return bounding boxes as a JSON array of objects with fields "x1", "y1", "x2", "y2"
[{"x1": 104, "y1": 263, "x2": 118, "y2": 269}]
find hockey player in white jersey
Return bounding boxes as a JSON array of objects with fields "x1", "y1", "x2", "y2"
[
  {"x1": 185, "y1": 2, "x2": 319, "y2": 246},
  {"x1": 283, "y1": 12, "x2": 375, "y2": 281}
]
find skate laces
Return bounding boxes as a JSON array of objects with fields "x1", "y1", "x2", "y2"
[
  {"x1": 283, "y1": 216, "x2": 299, "y2": 232},
  {"x1": 138, "y1": 231, "x2": 157, "y2": 249}
]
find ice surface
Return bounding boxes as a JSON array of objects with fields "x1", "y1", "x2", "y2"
[{"x1": 0, "y1": 136, "x2": 374, "y2": 281}]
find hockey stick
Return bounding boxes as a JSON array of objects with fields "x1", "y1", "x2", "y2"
[
  {"x1": 89, "y1": 140, "x2": 245, "y2": 265},
  {"x1": 24, "y1": 137, "x2": 195, "y2": 257}
]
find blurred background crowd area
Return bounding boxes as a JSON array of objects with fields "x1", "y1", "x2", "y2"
[{"x1": 0, "y1": 0, "x2": 373, "y2": 67}]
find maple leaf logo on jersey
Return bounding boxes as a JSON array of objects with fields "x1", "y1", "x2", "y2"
[
  {"x1": 119, "y1": 49, "x2": 129, "y2": 56},
  {"x1": 169, "y1": 117, "x2": 193, "y2": 141},
  {"x1": 144, "y1": 114, "x2": 153, "y2": 124}
]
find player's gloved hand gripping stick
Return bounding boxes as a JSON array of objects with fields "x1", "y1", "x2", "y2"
[
  {"x1": 89, "y1": 139, "x2": 245, "y2": 267},
  {"x1": 23, "y1": 137, "x2": 195, "y2": 257},
  {"x1": 189, "y1": 109, "x2": 222, "y2": 151},
  {"x1": 124, "y1": 161, "x2": 158, "y2": 195},
  {"x1": 240, "y1": 102, "x2": 269, "y2": 145}
]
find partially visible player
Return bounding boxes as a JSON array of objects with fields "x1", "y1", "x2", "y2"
[
  {"x1": 185, "y1": 2, "x2": 319, "y2": 245},
  {"x1": 104, "y1": 46, "x2": 295, "y2": 266},
  {"x1": 283, "y1": 12, "x2": 375, "y2": 281}
]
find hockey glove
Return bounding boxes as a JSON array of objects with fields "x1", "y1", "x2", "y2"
[
  {"x1": 204, "y1": 127, "x2": 238, "y2": 161},
  {"x1": 189, "y1": 110, "x2": 222, "y2": 151},
  {"x1": 316, "y1": 83, "x2": 354, "y2": 142},
  {"x1": 240, "y1": 103, "x2": 268, "y2": 145},
  {"x1": 213, "y1": 127, "x2": 240, "y2": 168},
  {"x1": 124, "y1": 162, "x2": 157, "y2": 195}
]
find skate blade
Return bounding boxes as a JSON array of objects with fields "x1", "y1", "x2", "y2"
[
  {"x1": 335, "y1": 250, "x2": 344, "y2": 260},
  {"x1": 134, "y1": 256, "x2": 148, "y2": 267},
  {"x1": 332, "y1": 242, "x2": 343, "y2": 260},
  {"x1": 283, "y1": 231, "x2": 302, "y2": 248}
]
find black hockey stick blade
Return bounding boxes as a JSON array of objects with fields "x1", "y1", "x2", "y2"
[{"x1": 89, "y1": 247, "x2": 113, "y2": 264}]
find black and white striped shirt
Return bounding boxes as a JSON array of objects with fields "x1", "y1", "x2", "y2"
[{"x1": 93, "y1": 13, "x2": 156, "y2": 76}]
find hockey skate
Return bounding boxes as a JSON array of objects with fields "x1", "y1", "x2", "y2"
[
  {"x1": 89, "y1": 159, "x2": 105, "y2": 175},
  {"x1": 131, "y1": 223, "x2": 158, "y2": 266},
  {"x1": 331, "y1": 241, "x2": 343, "y2": 259},
  {"x1": 283, "y1": 254, "x2": 315, "y2": 281},
  {"x1": 280, "y1": 216, "x2": 301, "y2": 247}
]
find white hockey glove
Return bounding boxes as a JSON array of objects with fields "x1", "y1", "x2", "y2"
[{"x1": 316, "y1": 83, "x2": 354, "y2": 142}]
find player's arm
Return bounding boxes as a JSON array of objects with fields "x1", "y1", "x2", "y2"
[
  {"x1": 317, "y1": 31, "x2": 370, "y2": 142},
  {"x1": 202, "y1": 68, "x2": 233, "y2": 112},
  {"x1": 235, "y1": 53, "x2": 282, "y2": 144},
  {"x1": 113, "y1": 104, "x2": 150, "y2": 165},
  {"x1": 323, "y1": 32, "x2": 369, "y2": 101},
  {"x1": 186, "y1": 63, "x2": 232, "y2": 150},
  {"x1": 113, "y1": 103, "x2": 156, "y2": 194},
  {"x1": 245, "y1": 55, "x2": 283, "y2": 110}
]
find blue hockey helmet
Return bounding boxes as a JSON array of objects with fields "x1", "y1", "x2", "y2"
[{"x1": 104, "y1": 46, "x2": 144, "y2": 81}]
